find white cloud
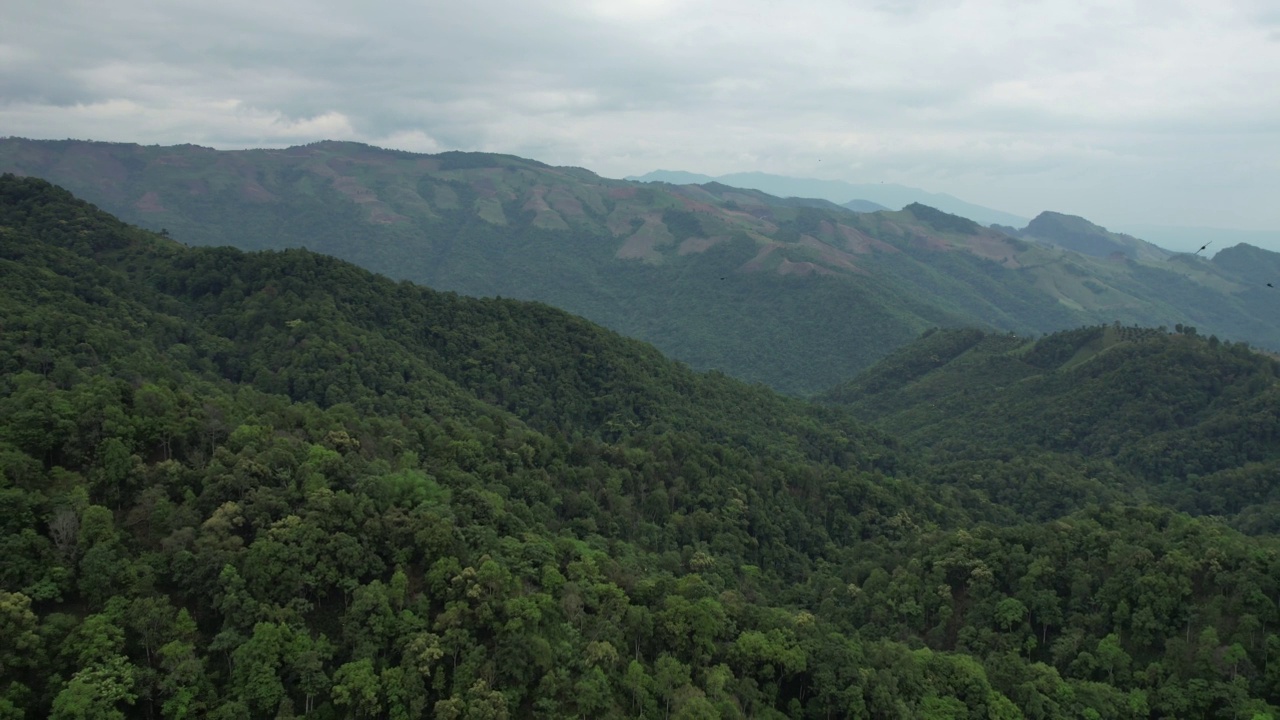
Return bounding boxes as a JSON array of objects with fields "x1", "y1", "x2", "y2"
[
  {"x1": 373, "y1": 129, "x2": 443, "y2": 154},
  {"x1": 0, "y1": 97, "x2": 356, "y2": 147},
  {"x1": 2, "y1": 0, "x2": 1278, "y2": 230}
]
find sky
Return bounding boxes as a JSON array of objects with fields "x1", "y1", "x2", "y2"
[{"x1": 3, "y1": 0, "x2": 1279, "y2": 233}]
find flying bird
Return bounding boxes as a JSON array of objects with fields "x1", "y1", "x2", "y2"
[
  {"x1": 1194, "y1": 241, "x2": 1212, "y2": 255},
  {"x1": 1268, "y1": 283, "x2": 1274, "y2": 288}
]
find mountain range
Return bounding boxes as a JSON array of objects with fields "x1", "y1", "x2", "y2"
[
  {"x1": 629, "y1": 169, "x2": 1280, "y2": 256},
  {"x1": 1116, "y1": 224, "x2": 1280, "y2": 256},
  {"x1": 3, "y1": 173, "x2": 1279, "y2": 718},
  {"x1": 627, "y1": 169, "x2": 1027, "y2": 227},
  {"x1": 4, "y1": 137, "x2": 1280, "y2": 396}
]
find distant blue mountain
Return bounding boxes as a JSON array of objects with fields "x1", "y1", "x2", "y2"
[
  {"x1": 1114, "y1": 224, "x2": 1280, "y2": 255},
  {"x1": 842, "y1": 199, "x2": 890, "y2": 213},
  {"x1": 627, "y1": 170, "x2": 1028, "y2": 227}
]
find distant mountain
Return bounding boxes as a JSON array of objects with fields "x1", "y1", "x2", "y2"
[
  {"x1": 0, "y1": 139, "x2": 983, "y2": 393},
  {"x1": 1214, "y1": 243, "x2": 1280, "y2": 285},
  {"x1": 841, "y1": 199, "x2": 890, "y2": 213},
  {"x1": 629, "y1": 169, "x2": 717, "y2": 184},
  {"x1": 6, "y1": 137, "x2": 1280, "y2": 395},
  {"x1": 628, "y1": 169, "x2": 1029, "y2": 226},
  {"x1": 1017, "y1": 211, "x2": 1172, "y2": 263},
  {"x1": 1117, "y1": 223, "x2": 1280, "y2": 255}
]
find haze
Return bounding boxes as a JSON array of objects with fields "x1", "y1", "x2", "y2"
[{"x1": 3, "y1": 0, "x2": 1279, "y2": 236}]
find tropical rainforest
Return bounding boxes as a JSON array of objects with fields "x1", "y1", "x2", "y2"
[
  {"x1": 4, "y1": 138, "x2": 1280, "y2": 395},
  {"x1": 3, "y1": 174, "x2": 1280, "y2": 719}
]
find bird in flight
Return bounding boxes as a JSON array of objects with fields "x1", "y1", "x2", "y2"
[
  {"x1": 1268, "y1": 282, "x2": 1274, "y2": 288},
  {"x1": 1194, "y1": 241, "x2": 1212, "y2": 255}
]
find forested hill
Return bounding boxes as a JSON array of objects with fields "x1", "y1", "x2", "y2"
[
  {"x1": 4, "y1": 175, "x2": 1280, "y2": 719},
  {"x1": 6, "y1": 138, "x2": 1280, "y2": 395},
  {"x1": 822, "y1": 325, "x2": 1280, "y2": 532}
]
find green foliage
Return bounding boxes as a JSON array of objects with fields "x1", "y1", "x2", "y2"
[
  {"x1": 824, "y1": 325, "x2": 1280, "y2": 528},
  {"x1": 2, "y1": 175, "x2": 1279, "y2": 719},
  {"x1": 906, "y1": 202, "x2": 982, "y2": 234},
  {"x1": 1021, "y1": 211, "x2": 1135, "y2": 258},
  {"x1": 10, "y1": 140, "x2": 1280, "y2": 397}
]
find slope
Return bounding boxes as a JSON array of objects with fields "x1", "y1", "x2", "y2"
[
  {"x1": 822, "y1": 325, "x2": 1280, "y2": 532},
  {"x1": 6, "y1": 138, "x2": 1280, "y2": 397},
  {"x1": 1213, "y1": 242, "x2": 1280, "y2": 286},
  {"x1": 0, "y1": 140, "x2": 983, "y2": 394},
  {"x1": 1119, "y1": 223, "x2": 1280, "y2": 255},
  {"x1": 1019, "y1": 211, "x2": 1173, "y2": 263},
  {"x1": 3, "y1": 176, "x2": 1280, "y2": 718},
  {"x1": 629, "y1": 169, "x2": 1030, "y2": 226}
]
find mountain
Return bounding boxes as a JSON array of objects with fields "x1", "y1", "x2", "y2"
[
  {"x1": 1018, "y1": 211, "x2": 1172, "y2": 263},
  {"x1": 1118, "y1": 224, "x2": 1280, "y2": 255},
  {"x1": 841, "y1": 198, "x2": 890, "y2": 213},
  {"x1": 629, "y1": 169, "x2": 1029, "y2": 226},
  {"x1": 4, "y1": 175, "x2": 1280, "y2": 718},
  {"x1": 820, "y1": 324, "x2": 1280, "y2": 532},
  {"x1": 1213, "y1": 242, "x2": 1280, "y2": 286},
  {"x1": 628, "y1": 169, "x2": 717, "y2": 185},
  {"x1": 6, "y1": 138, "x2": 1280, "y2": 396},
  {"x1": 0, "y1": 139, "x2": 986, "y2": 394},
  {"x1": 0, "y1": 173, "x2": 922, "y2": 718},
  {"x1": 633, "y1": 173, "x2": 1280, "y2": 255}
]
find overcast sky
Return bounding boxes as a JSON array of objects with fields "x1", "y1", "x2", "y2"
[{"x1": 4, "y1": 0, "x2": 1279, "y2": 232}]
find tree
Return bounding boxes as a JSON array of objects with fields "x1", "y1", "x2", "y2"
[
  {"x1": 623, "y1": 659, "x2": 655, "y2": 717},
  {"x1": 331, "y1": 658, "x2": 383, "y2": 719},
  {"x1": 283, "y1": 630, "x2": 332, "y2": 716},
  {"x1": 229, "y1": 622, "x2": 286, "y2": 715},
  {"x1": 433, "y1": 679, "x2": 509, "y2": 720},
  {"x1": 994, "y1": 597, "x2": 1028, "y2": 633},
  {"x1": 127, "y1": 596, "x2": 176, "y2": 667},
  {"x1": 1095, "y1": 633, "x2": 1130, "y2": 685},
  {"x1": 50, "y1": 655, "x2": 137, "y2": 720},
  {"x1": 0, "y1": 591, "x2": 39, "y2": 676},
  {"x1": 93, "y1": 437, "x2": 136, "y2": 509},
  {"x1": 573, "y1": 666, "x2": 613, "y2": 717},
  {"x1": 156, "y1": 636, "x2": 209, "y2": 720},
  {"x1": 343, "y1": 580, "x2": 397, "y2": 660},
  {"x1": 654, "y1": 654, "x2": 691, "y2": 720}
]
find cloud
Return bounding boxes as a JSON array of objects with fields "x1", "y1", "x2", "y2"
[
  {"x1": 0, "y1": 97, "x2": 358, "y2": 147},
  {"x1": 2, "y1": 0, "x2": 1279, "y2": 230}
]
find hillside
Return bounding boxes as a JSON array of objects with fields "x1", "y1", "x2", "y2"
[
  {"x1": 5, "y1": 138, "x2": 1280, "y2": 396},
  {"x1": 1019, "y1": 212, "x2": 1172, "y2": 263},
  {"x1": 841, "y1": 199, "x2": 891, "y2": 213},
  {"x1": 628, "y1": 169, "x2": 1029, "y2": 226},
  {"x1": 1213, "y1": 242, "x2": 1280, "y2": 286},
  {"x1": 822, "y1": 325, "x2": 1280, "y2": 532},
  {"x1": 3, "y1": 176, "x2": 1280, "y2": 718},
  {"x1": 1119, "y1": 224, "x2": 1280, "y2": 256}
]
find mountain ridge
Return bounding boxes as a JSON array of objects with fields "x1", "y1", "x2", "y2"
[
  {"x1": 628, "y1": 168, "x2": 1029, "y2": 226},
  {"x1": 6, "y1": 137, "x2": 1280, "y2": 395},
  {"x1": 3, "y1": 174, "x2": 1280, "y2": 718},
  {"x1": 820, "y1": 324, "x2": 1280, "y2": 532},
  {"x1": 1018, "y1": 210, "x2": 1173, "y2": 263}
]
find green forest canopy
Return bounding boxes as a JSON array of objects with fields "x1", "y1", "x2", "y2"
[
  {"x1": 821, "y1": 325, "x2": 1280, "y2": 534},
  {"x1": 2, "y1": 174, "x2": 1280, "y2": 719}
]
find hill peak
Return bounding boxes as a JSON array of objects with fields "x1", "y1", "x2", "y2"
[
  {"x1": 1023, "y1": 210, "x2": 1170, "y2": 261},
  {"x1": 1026, "y1": 210, "x2": 1106, "y2": 233},
  {"x1": 903, "y1": 203, "x2": 982, "y2": 234}
]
